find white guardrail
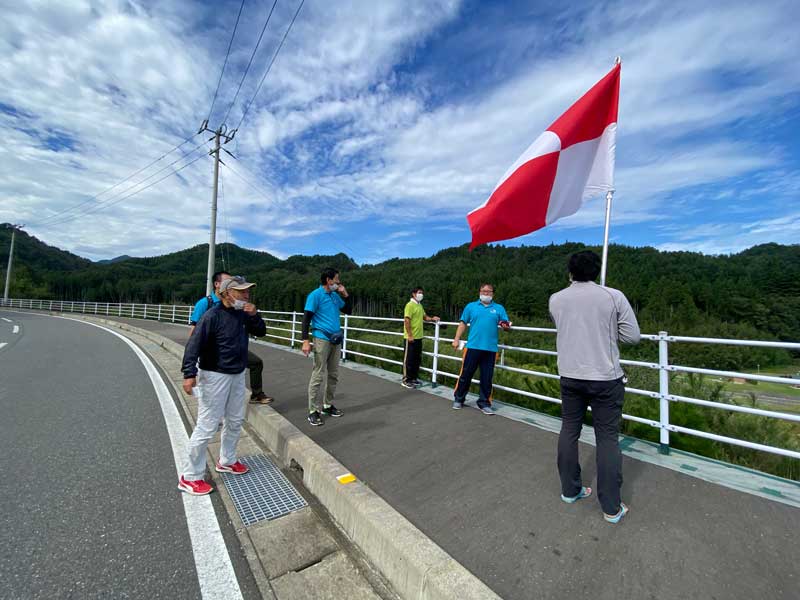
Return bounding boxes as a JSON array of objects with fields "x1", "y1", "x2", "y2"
[{"x1": 4, "y1": 298, "x2": 800, "y2": 461}]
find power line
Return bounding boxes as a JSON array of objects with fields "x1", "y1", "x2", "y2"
[
  {"x1": 219, "y1": 159, "x2": 274, "y2": 203},
  {"x1": 220, "y1": 0, "x2": 279, "y2": 127},
  {"x1": 235, "y1": 0, "x2": 305, "y2": 132},
  {"x1": 206, "y1": 0, "x2": 247, "y2": 122},
  {"x1": 37, "y1": 150, "x2": 209, "y2": 228},
  {"x1": 32, "y1": 133, "x2": 200, "y2": 227}
]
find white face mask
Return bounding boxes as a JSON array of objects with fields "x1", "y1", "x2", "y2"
[
  {"x1": 479, "y1": 294, "x2": 493, "y2": 304},
  {"x1": 329, "y1": 282, "x2": 339, "y2": 291},
  {"x1": 233, "y1": 299, "x2": 246, "y2": 310},
  {"x1": 415, "y1": 293, "x2": 423, "y2": 302}
]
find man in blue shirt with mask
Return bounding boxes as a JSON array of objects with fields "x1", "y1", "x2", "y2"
[
  {"x1": 451, "y1": 283, "x2": 512, "y2": 415},
  {"x1": 189, "y1": 271, "x2": 273, "y2": 405},
  {"x1": 302, "y1": 268, "x2": 353, "y2": 426}
]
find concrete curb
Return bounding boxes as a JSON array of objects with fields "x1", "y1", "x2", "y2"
[{"x1": 75, "y1": 315, "x2": 501, "y2": 600}]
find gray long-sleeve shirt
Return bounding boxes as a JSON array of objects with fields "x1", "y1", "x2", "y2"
[{"x1": 549, "y1": 281, "x2": 640, "y2": 381}]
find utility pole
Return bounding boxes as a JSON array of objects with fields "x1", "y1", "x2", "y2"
[
  {"x1": 3, "y1": 224, "x2": 23, "y2": 305},
  {"x1": 196, "y1": 120, "x2": 235, "y2": 295}
]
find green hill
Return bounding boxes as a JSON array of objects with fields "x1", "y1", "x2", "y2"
[{"x1": 2, "y1": 223, "x2": 798, "y2": 354}]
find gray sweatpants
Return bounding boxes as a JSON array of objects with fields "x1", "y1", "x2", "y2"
[
  {"x1": 184, "y1": 369, "x2": 247, "y2": 480},
  {"x1": 307, "y1": 337, "x2": 340, "y2": 413}
]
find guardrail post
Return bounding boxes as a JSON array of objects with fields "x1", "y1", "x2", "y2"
[
  {"x1": 431, "y1": 321, "x2": 441, "y2": 387},
  {"x1": 172, "y1": 305, "x2": 176, "y2": 323},
  {"x1": 500, "y1": 348, "x2": 505, "y2": 366},
  {"x1": 658, "y1": 330, "x2": 671, "y2": 455},
  {"x1": 143, "y1": 304, "x2": 148, "y2": 320},
  {"x1": 94, "y1": 302, "x2": 98, "y2": 314},
  {"x1": 290, "y1": 311, "x2": 297, "y2": 349},
  {"x1": 342, "y1": 315, "x2": 349, "y2": 361},
  {"x1": 158, "y1": 305, "x2": 162, "y2": 321},
  {"x1": 118, "y1": 303, "x2": 122, "y2": 317}
]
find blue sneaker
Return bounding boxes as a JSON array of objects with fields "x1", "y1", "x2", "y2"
[
  {"x1": 604, "y1": 502, "x2": 629, "y2": 524},
  {"x1": 479, "y1": 405, "x2": 495, "y2": 415},
  {"x1": 452, "y1": 401, "x2": 463, "y2": 410},
  {"x1": 561, "y1": 486, "x2": 592, "y2": 504}
]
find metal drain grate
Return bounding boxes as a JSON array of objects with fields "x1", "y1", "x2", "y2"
[{"x1": 220, "y1": 455, "x2": 307, "y2": 526}]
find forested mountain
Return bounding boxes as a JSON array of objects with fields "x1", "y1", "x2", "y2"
[{"x1": 2, "y1": 223, "x2": 799, "y2": 347}]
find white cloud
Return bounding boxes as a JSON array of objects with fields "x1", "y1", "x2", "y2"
[{"x1": 1, "y1": 0, "x2": 798, "y2": 262}]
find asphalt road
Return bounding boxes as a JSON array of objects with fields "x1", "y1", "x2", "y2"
[
  {"x1": 0, "y1": 311, "x2": 258, "y2": 600},
  {"x1": 106, "y1": 316, "x2": 800, "y2": 600}
]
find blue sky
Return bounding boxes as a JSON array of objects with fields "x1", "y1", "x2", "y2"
[{"x1": 1, "y1": 0, "x2": 798, "y2": 263}]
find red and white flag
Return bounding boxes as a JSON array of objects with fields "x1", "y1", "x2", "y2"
[{"x1": 468, "y1": 63, "x2": 620, "y2": 249}]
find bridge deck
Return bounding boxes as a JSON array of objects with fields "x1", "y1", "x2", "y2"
[{"x1": 112, "y1": 318, "x2": 799, "y2": 600}]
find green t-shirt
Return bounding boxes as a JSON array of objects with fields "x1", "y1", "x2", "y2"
[{"x1": 403, "y1": 300, "x2": 425, "y2": 339}]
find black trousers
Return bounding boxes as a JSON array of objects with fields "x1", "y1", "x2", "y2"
[
  {"x1": 453, "y1": 348, "x2": 496, "y2": 408},
  {"x1": 247, "y1": 349, "x2": 263, "y2": 395},
  {"x1": 403, "y1": 339, "x2": 423, "y2": 383},
  {"x1": 557, "y1": 377, "x2": 625, "y2": 515}
]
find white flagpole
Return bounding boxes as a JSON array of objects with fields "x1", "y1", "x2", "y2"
[
  {"x1": 600, "y1": 190, "x2": 613, "y2": 286},
  {"x1": 600, "y1": 56, "x2": 621, "y2": 287}
]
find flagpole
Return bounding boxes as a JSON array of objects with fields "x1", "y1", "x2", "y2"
[{"x1": 600, "y1": 190, "x2": 613, "y2": 286}]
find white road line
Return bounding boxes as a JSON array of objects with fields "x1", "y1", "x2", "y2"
[
  {"x1": 1, "y1": 317, "x2": 11, "y2": 322},
  {"x1": 55, "y1": 316, "x2": 243, "y2": 600},
  {"x1": 0, "y1": 343, "x2": 7, "y2": 350},
  {"x1": 13, "y1": 325, "x2": 19, "y2": 334}
]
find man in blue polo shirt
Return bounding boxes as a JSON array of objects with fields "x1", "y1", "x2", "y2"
[
  {"x1": 302, "y1": 267, "x2": 353, "y2": 426},
  {"x1": 451, "y1": 283, "x2": 512, "y2": 415},
  {"x1": 189, "y1": 271, "x2": 273, "y2": 405}
]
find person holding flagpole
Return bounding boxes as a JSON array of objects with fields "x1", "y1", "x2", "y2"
[{"x1": 549, "y1": 250, "x2": 640, "y2": 523}]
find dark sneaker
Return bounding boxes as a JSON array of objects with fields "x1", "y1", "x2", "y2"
[
  {"x1": 322, "y1": 404, "x2": 343, "y2": 417},
  {"x1": 412, "y1": 379, "x2": 424, "y2": 388},
  {"x1": 249, "y1": 391, "x2": 274, "y2": 405},
  {"x1": 452, "y1": 401, "x2": 463, "y2": 410},
  {"x1": 308, "y1": 411, "x2": 324, "y2": 427},
  {"x1": 401, "y1": 380, "x2": 415, "y2": 389}
]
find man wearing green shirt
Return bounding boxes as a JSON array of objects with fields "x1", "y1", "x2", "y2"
[{"x1": 402, "y1": 287, "x2": 440, "y2": 388}]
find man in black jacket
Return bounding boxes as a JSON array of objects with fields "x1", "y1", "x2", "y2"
[{"x1": 178, "y1": 276, "x2": 267, "y2": 496}]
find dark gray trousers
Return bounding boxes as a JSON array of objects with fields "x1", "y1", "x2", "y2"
[
  {"x1": 557, "y1": 376, "x2": 625, "y2": 515},
  {"x1": 246, "y1": 350, "x2": 263, "y2": 395}
]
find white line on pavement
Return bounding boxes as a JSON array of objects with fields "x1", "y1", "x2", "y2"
[
  {"x1": 0, "y1": 343, "x2": 6, "y2": 350},
  {"x1": 55, "y1": 316, "x2": 244, "y2": 600},
  {"x1": 13, "y1": 325, "x2": 19, "y2": 334},
  {"x1": 1, "y1": 317, "x2": 11, "y2": 322}
]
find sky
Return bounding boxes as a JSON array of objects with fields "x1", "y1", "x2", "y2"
[{"x1": 1, "y1": 0, "x2": 798, "y2": 264}]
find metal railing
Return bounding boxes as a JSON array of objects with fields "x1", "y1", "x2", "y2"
[{"x1": 4, "y1": 297, "x2": 800, "y2": 461}]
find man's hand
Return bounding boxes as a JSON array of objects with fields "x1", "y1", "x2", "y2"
[
  {"x1": 407, "y1": 335, "x2": 414, "y2": 343},
  {"x1": 499, "y1": 320, "x2": 512, "y2": 331},
  {"x1": 183, "y1": 377, "x2": 196, "y2": 395},
  {"x1": 243, "y1": 303, "x2": 257, "y2": 315},
  {"x1": 451, "y1": 339, "x2": 460, "y2": 349},
  {"x1": 337, "y1": 284, "x2": 348, "y2": 298},
  {"x1": 302, "y1": 340, "x2": 311, "y2": 356},
  {"x1": 431, "y1": 316, "x2": 441, "y2": 322}
]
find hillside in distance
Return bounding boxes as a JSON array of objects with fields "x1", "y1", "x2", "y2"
[{"x1": 2, "y1": 224, "x2": 799, "y2": 350}]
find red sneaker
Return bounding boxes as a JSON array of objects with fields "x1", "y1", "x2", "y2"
[
  {"x1": 216, "y1": 460, "x2": 249, "y2": 475},
  {"x1": 178, "y1": 476, "x2": 213, "y2": 496}
]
